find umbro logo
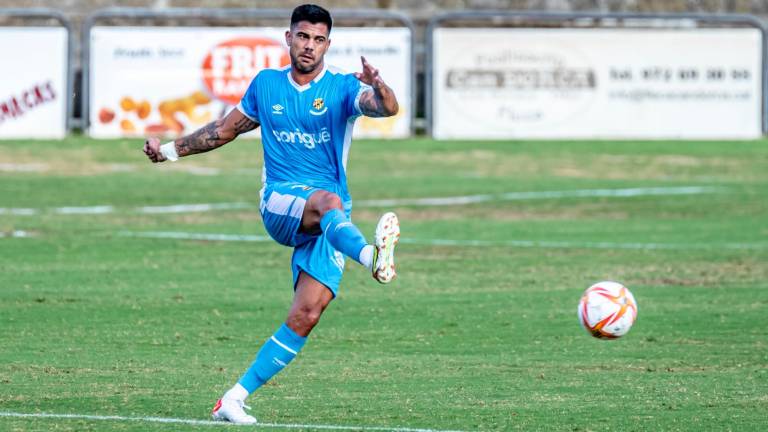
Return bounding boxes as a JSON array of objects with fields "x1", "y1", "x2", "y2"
[{"x1": 272, "y1": 104, "x2": 284, "y2": 115}]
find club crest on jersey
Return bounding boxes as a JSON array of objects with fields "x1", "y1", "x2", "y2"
[{"x1": 310, "y1": 98, "x2": 327, "y2": 116}]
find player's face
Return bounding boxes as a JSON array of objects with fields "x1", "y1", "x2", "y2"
[{"x1": 286, "y1": 21, "x2": 331, "y2": 74}]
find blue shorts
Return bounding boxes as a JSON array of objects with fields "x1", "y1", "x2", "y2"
[{"x1": 259, "y1": 181, "x2": 349, "y2": 297}]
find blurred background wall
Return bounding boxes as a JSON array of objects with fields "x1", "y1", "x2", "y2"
[
  {"x1": 2, "y1": 0, "x2": 766, "y2": 137},
  {"x1": 8, "y1": 0, "x2": 768, "y2": 18}
]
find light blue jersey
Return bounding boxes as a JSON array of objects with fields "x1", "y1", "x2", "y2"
[
  {"x1": 235, "y1": 64, "x2": 368, "y2": 295},
  {"x1": 237, "y1": 64, "x2": 366, "y2": 204}
]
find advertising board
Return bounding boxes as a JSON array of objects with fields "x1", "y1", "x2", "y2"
[
  {"x1": 89, "y1": 27, "x2": 411, "y2": 139},
  {"x1": 0, "y1": 28, "x2": 68, "y2": 139},
  {"x1": 433, "y1": 28, "x2": 762, "y2": 139}
]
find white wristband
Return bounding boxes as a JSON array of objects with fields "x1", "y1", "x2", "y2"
[{"x1": 159, "y1": 142, "x2": 179, "y2": 162}]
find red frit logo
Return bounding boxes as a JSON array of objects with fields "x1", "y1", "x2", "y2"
[{"x1": 202, "y1": 37, "x2": 290, "y2": 106}]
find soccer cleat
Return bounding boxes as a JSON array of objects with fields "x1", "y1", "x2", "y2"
[
  {"x1": 211, "y1": 398, "x2": 257, "y2": 424},
  {"x1": 372, "y1": 212, "x2": 400, "y2": 284}
]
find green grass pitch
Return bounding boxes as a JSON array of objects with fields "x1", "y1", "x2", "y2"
[{"x1": 0, "y1": 136, "x2": 766, "y2": 431}]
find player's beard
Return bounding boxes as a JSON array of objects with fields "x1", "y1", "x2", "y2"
[
  {"x1": 291, "y1": 52, "x2": 322, "y2": 74},
  {"x1": 293, "y1": 60, "x2": 318, "y2": 74}
]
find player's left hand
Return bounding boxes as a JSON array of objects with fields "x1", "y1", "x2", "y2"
[{"x1": 354, "y1": 56, "x2": 385, "y2": 89}]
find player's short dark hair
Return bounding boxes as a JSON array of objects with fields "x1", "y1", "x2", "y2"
[{"x1": 290, "y1": 4, "x2": 333, "y2": 33}]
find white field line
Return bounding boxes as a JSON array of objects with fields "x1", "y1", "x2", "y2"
[
  {"x1": 54, "y1": 205, "x2": 115, "y2": 215},
  {"x1": 106, "y1": 163, "x2": 136, "y2": 172},
  {"x1": 119, "y1": 230, "x2": 768, "y2": 251},
  {"x1": 183, "y1": 166, "x2": 222, "y2": 176},
  {"x1": 0, "y1": 230, "x2": 31, "y2": 238},
  {"x1": 138, "y1": 202, "x2": 252, "y2": 214},
  {"x1": 0, "y1": 163, "x2": 48, "y2": 172},
  {"x1": 0, "y1": 203, "x2": 256, "y2": 216},
  {"x1": 0, "y1": 411, "x2": 469, "y2": 432},
  {"x1": 0, "y1": 207, "x2": 37, "y2": 215},
  {"x1": 0, "y1": 163, "x2": 227, "y2": 175},
  {"x1": 356, "y1": 186, "x2": 722, "y2": 207},
  {"x1": 399, "y1": 238, "x2": 768, "y2": 251},
  {"x1": 120, "y1": 231, "x2": 272, "y2": 242},
  {"x1": 0, "y1": 186, "x2": 721, "y2": 216}
]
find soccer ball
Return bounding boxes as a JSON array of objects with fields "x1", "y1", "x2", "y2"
[{"x1": 577, "y1": 281, "x2": 638, "y2": 339}]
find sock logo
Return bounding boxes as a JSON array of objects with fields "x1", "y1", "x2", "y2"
[
  {"x1": 331, "y1": 250, "x2": 345, "y2": 271},
  {"x1": 334, "y1": 221, "x2": 354, "y2": 233},
  {"x1": 272, "y1": 357, "x2": 287, "y2": 367}
]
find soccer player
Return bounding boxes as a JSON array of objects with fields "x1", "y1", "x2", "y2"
[{"x1": 142, "y1": 4, "x2": 400, "y2": 424}]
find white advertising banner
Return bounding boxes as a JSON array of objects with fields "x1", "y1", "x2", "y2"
[
  {"x1": 89, "y1": 27, "x2": 411, "y2": 139},
  {"x1": 0, "y1": 28, "x2": 68, "y2": 139},
  {"x1": 433, "y1": 28, "x2": 763, "y2": 139}
]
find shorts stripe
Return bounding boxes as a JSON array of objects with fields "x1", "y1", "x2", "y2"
[
  {"x1": 289, "y1": 197, "x2": 306, "y2": 219},
  {"x1": 265, "y1": 192, "x2": 305, "y2": 219}
]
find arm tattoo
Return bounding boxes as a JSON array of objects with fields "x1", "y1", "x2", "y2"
[
  {"x1": 176, "y1": 119, "x2": 225, "y2": 157},
  {"x1": 233, "y1": 116, "x2": 259, "y2": 134},
  {"x1": 175, "y1": 116, "x2": 259, "y2": 157},
  {"x1": 358, "y1": 88, "x2": 389, "y2": 118}
]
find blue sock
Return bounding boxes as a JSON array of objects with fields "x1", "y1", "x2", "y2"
[
  {"x1": 238, "y1": 323, "x2": 307, "y2": 394},
  {"x1": 320, "y1": 208, "x2": 368, "y2": 264}
]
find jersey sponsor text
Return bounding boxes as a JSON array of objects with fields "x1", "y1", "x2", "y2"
[{"x1": 272, "y1": 127, "x2": 331, "y2": 149}]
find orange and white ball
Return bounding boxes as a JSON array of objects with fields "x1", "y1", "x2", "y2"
[{"x1": 578, "y1": 281, "x2": 638, "y2": 339}]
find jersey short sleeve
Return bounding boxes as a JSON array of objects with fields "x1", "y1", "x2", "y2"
[{"x1": 236, "y1": 72, "x2": 261, "y2": 122}]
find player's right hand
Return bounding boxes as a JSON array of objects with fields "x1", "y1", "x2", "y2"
[{"x1": 143, "y1": 137, "x2": 166, "y2": 163}]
